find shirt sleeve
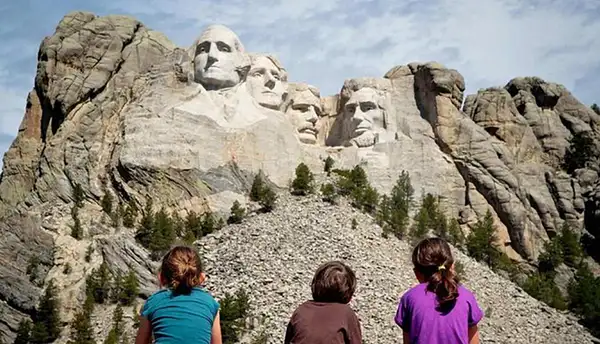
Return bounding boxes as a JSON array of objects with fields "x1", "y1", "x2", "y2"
[
  {"x1": 394, "y1": 294, "x2": 411, "y2": 332},
  {"x1": 467, "y1": 292, "x2": 484, "y2": 327},
  {"x1": 141, "y1": 294, "x2": 156, "y2": 319},
  {"x1": 211, "y1": 296, "x2": 220, "y2": 319},
  {"x1": 346, "y1": 309, "x2": 363, "y2": 344}
]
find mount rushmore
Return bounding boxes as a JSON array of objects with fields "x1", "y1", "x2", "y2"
[{"x1": 1, "y1": 10, "x2": 600, "y2": 342}]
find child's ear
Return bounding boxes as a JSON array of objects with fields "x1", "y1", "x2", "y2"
[
  {"x1": 158, "y1": 272, "x2": 166, "y2": 287},
  {"x1": 199, "y1": 272, "x2": 206, "y2": 285}
]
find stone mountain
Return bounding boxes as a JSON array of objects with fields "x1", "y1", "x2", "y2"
[{"x1": 0, "y1": 10, "x2": 599, "y2": 343}]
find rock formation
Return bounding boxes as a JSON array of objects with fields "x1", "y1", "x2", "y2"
[{"x1": 0, "y1": 10, "x2": 598, "y2": 343}]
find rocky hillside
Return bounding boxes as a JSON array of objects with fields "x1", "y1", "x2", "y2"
[
  {"x1": 198, "y1": 192, "x2": 597, "y2": 344},
  {"x1": 1, "y1": 9, "x2": 600, "y2": 343}
]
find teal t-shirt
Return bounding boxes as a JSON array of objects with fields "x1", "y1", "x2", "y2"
[{"x1": 141, "y1": 287, "x2": 220, "y2": 344}]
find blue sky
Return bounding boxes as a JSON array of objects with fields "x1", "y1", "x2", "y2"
[{"x1": 1, "y1": 0, "x2": 599, "y2": 170}]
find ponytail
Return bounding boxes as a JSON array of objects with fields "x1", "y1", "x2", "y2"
[
  {"x1": 160, "y1": 246, "x2": 204, "y2": 295},
  {"x1": 412, "y1": 237, "x2": 460, "y2": 310}
]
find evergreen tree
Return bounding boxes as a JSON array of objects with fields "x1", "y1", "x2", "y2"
[
  {"x1": 68, "y1": 293, "x2": 95, "y2": 344},
  {"x1": 185, "y1": 211, "x2": 203, "y2": 240},
  {"x1": 119, "y1": 270, "x2": 139, "y2": 306},
  {"x1": 538, "y1": 234, "x2": 564, "y2": 274},
  {"x1": 228, "y1": 200, "x2": 245, "y2": 224},
  {"x1": 14, "y1": 319, "x2": 32, "y2": 344},
  {"x1": 110, "y1": 270, "x2": 123, "y2": 304},
  {"x1": 466, "y1": 210, "x2": 500, "y2": 268},
  {"x1": 379, "y1": 171, "x2": 414, "y2": 239},
  {"x1": 71, "y1": 207, "x2": 83, "y2": 240},
  {"x1": 558, "y1": 224, "x2": 583, "y2": 267},
  {"x1": 358, "y1": 185, "x2": 379, "y2": 215},
  {"x1": 135, "y1": 198, "x2": 154, "y2": 249},
  {"x1": 87, "y1": 262, "x2": 112, "y2": 304},
  {"x1": 324, "y1": 156, "x2": 335, "y2": 176},
  {"x1": 249, "y1": 173, "x2": 265, "y2": 202},
  {"x1": 149, "y1": 207, "x2": 175, "y2": 257},
  {"x1": 448, "y1": 219, "x2": 465, "y2": 248},
  {"x1": 291, "y1": 163, "x2": 315, "y2": 196},
  {"x1": 320, "y1": 183, "x2": 337, "y2": 204},
  {"x1": 26, "y1": 256, "x2": 40, "y2": 283},
  {"x1": 32, "y1": 280, "x2": 61, "y2": 343},
  {"x1": 103, "y1": 304, "x2": 124, "y2": 344},
  {"x1": 101, "y1": 192, "x2": 114, "y2": 215},
  {"x1": 201, "y1": 212, "x2": 217, "y2": 236},
  {"x1": 591, "y1": 103, "x2": 600, "y2": 116},
  {"x1": 568, "y1": 264, "x2": 600, "y2": 336},
  {"x1": 259, "y1": 186, "x2": 277, "y2": 212},
  {"x1": 122, "y1": 199, "x2": 138, "y2": 228},
  {"x1": 562, "y1": 131, "x2": 597, "y2": 173},
  {"x1": 85, "y1": 245, "x2": 93, "y2": 263},
  {"x1": 220, "y1": 289, "x2": 251, "y2": 344},
  {"x1": 522, "y1": 273, "x2": 567, "y2": 310},
  {"x1": 73, "y1": 183, "x2": 85, "y2": 208}
]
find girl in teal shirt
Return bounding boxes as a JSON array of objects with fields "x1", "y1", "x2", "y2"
[{"x1": 135, "y1": 246, "x2": 222, "y2": 344}]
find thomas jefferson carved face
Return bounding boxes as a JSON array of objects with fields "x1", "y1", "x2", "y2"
[
  {"x1": 193, "y1": 25, "x2": 245, "y2": 90},
  {"x1": 286, "y1": 89, "x2": 322, "y2": 144},
  {"x1": 246, "y1": 55, "x2": 287, "y2": 110},
  {"x1": 344, "y1": 87, "x2": 387, "y2": 147}
]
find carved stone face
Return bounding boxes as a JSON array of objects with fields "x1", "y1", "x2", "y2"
[
  {"x1": 193, "y1": 25, "x2": 245, "y2": 90},
  {"x1": 344, "y1": 87, "x2": 386, "y2": 147},
  {"x1": 246, "y1": 55, "x2": 287, "y2": 110},
  {"x1": 286, "y1": 90, "x2": 321, "y2": 144}
]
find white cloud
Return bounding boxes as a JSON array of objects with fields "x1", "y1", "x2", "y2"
[{"x1": 1, "y1": 0, "x2": 599, "y2": 169}]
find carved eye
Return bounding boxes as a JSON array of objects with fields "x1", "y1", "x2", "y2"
[
  {"x1": 217, "y1": 42, "x2": 231, "y2": 52},
  {"x1": 346, "y1": 104, "x2": 357, "y2": 114},
  {"x1": 361, "y1": 103, "x2": 376, "y2": 112},
  {"x1": 272, "y1": 73, "x2": 281, "y2": 81}
]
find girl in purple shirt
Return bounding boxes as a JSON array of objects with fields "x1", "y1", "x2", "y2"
[{"x1": 395, "y1": 237, "x2": 484, "y2": 344}]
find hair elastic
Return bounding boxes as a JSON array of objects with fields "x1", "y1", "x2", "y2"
[{"x1": 438, "y1": 265, "x2": 446, "y2": 271}]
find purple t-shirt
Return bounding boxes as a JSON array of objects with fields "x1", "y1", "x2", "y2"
[{"x1": 395, "y1": 283, "x2": 483, "y2": 344}]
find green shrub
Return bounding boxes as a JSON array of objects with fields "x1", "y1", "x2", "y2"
[
  {"x1": 522, "y1": 273, "x2": 567, "y2": 310},
  {"x1": 228, "y1": 200, "x2": 246, "y2": 224},
  {"x1": 568, "y1": 264, "x2": 600, "y2": 337},
  {"x1": 220, "y1": 289, "x2": 251, "y2": 344},
  {"x1": 562, "y1": 131, "x2": 597, "y2": 173},
  {"x1": 291, "y1": 163, "x2": 315, "y2": 196},
  {"x1": 320, "y1": 183, "x2": 337, "y2": 204},
  {"x1": 101, "y1": 192, "x2": 114, "y2": 215},
  {"x1": 324, "y1": 156, "x2": 335, "y2": 175}
]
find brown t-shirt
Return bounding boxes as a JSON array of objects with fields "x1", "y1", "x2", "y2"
[{"x1": 284, "y1": 301, "x2": 362, "y2": 344}]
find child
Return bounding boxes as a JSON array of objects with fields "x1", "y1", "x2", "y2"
[
  {"x1": 284, "y1": 261, "x2": 362, "y2": 344},
  {"x1": 135, "y1": 246, "x2": 222, "y2": 344},
  {"x1": 395, "y1": 237, "x2": 484, "y2": 344}
]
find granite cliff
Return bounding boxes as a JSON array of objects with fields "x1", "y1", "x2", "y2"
[{"x1": 0, "y1": 11, "x2": 599, "y2": 343}]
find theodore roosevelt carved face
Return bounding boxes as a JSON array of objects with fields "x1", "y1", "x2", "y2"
[
  {"x1": 284, "y1": 86, "x2": 322, "y2": 144},
  {"x1": 193, "y1": 25, "x2": 246, "y2": 90},
  {"x1": 245, "y1": 54, "x2": 288, "y2": 110}
]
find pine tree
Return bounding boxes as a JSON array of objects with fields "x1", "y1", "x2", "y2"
[
  {"x1": 448, "y1": 219, "x2": 465, "y2": 248},
  {"x1": 122, "y1": 199, "x2": 138, "y2": 228},
  {"x1": 562, "y1": 131, "x2": 597, "y2": 173},
  {"x1": 250, "y1": 173, "x2": 265, "y2": 202},
  {"x1": 591, "y1": 103, "x2": 600, "y2": 116},
  {"x1": 558, "y1": 224, "x2": 583, "y2": 267},
  {"x1": 32, "y1": 280, "x2": 61, "y2": 343},
  {"x1": 185, "y1": 211, "x2": 203, "y2": 239},
  {"x1": 14, "y1": 319, "x2": 32, "y2": 344},
  {"x1": 228, "y1": 200, "x2": 245, "y2": 224},
  {"x1": 135, "y1": 198, "x2": 154, "y2": 249},
  {"x1": 87, "y1": 261, "x2": 112, "y2": 304},
  {"x1": 259, "y1": 186, "x2": 277, "y2": 212},
  {"x1": 379, "y1": 171, "x2": 414, "y2": 239},
  {"x1": 201, "y1": 212, "x2": 217, "y2": 236},
  {"x1": 324, "y1": 156, "x2": 335, "y2": 176},
  {"x1": 291, "y1": 163, "x2": 315, "y2": 196},
  {"x1": 26, "y1": 256, "x2": 40, "y2": 283},
  {"x1": 73, "y1": 183, "x2": 85, "y2": 208},
  {"x1": 68, "y1": 293, "x2": 95, "y2": 344},
  {"x1": 568, "y1": 263, "x2": 600, "y2": 336},
  {"x1": 111, "y1": 270, "x2": 124, "y2": 303},
  {"x1": 466, "y1": 210, "x2": 500, "y2": 268},
  {"x1": 119, "y1": 270, "x2": 139, "y2": 306},
  {"x1": 358, "y1": 185, "x2": 379, "y2": 215},
  {"x1": 101, "y1": 192, "x2": 114, "y2": 215},
  {"x1": 71, "y1": 207, "x2": 83, "y2": 240},
  {"x1": 320, "y1": 183, "x2": 337, "y2": 204},
  {"x1": 149, "y1": 207, "x2": 175, "y2": 257},
  {"x1": 103, "y1": 303, "x2": 124, "y2": 344}
]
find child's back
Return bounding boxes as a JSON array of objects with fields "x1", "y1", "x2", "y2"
[
  {"x1": 141, "y1": 287, "x2": 219, "y2": 344},
  {"x1": 395, "y1": 237, "x2": 483, "y2": 344},
  {"x1": 395, "y1": 283, "x2": 482, "y2": 344},
  {"x1": 285, "y1": 261, "x2": 362, "y2": 344},
  {"x1": 286, "y1": 301, "x2": 361, "y2": 344}
]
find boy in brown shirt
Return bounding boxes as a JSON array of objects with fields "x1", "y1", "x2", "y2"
[{"x1": 284, "y1": 261, "x2": 362, "y2": 344}]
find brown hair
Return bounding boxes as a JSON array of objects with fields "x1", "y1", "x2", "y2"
[
  {"x1": 311, "y1": 261, "x2": 356, "y2": 304},
  {"x1": 160, "y1": 246, "x2": 204, "y2": 295},
  {"x1": 412, "y1": 237, "x2": 459, "y2": 310}
]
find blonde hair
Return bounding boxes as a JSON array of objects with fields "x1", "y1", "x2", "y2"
[{"x1": 160, "y1": 246, "x2": 204, "y2": 295}]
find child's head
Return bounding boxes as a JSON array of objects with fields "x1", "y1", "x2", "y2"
[
  {"x1": 412, "y1": 237, "x2": 459, "y2": 308},
  {"x1": 311, "y1": 261, "x2": 356, "y2": 304},
  {"x1": 159, "y1": 245, "x2": 205, "y2": 295}
]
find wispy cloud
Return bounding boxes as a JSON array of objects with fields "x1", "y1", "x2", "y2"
[{"x1": 1, "y1": 0, "x2": 599, "y2": 167}]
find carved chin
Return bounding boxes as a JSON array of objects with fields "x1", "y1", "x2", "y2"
[
  {"x1": 298, "y1": 132, "x2": 317, "y2": 144},
  {"x1": 351, "y1": 131, "x2": 377, "y2": 147}
]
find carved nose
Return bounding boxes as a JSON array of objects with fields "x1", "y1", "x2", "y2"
[
  {"x1": 306, "y1": 107, "x2": 318, "y2": 123},
  {"x1": 265, "y1": 76, "x2": 275, "y2": 89}
]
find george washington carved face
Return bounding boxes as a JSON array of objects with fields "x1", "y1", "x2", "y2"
[{"x1": 193, "y1": 25, "x2": 245, "y2": 90}]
